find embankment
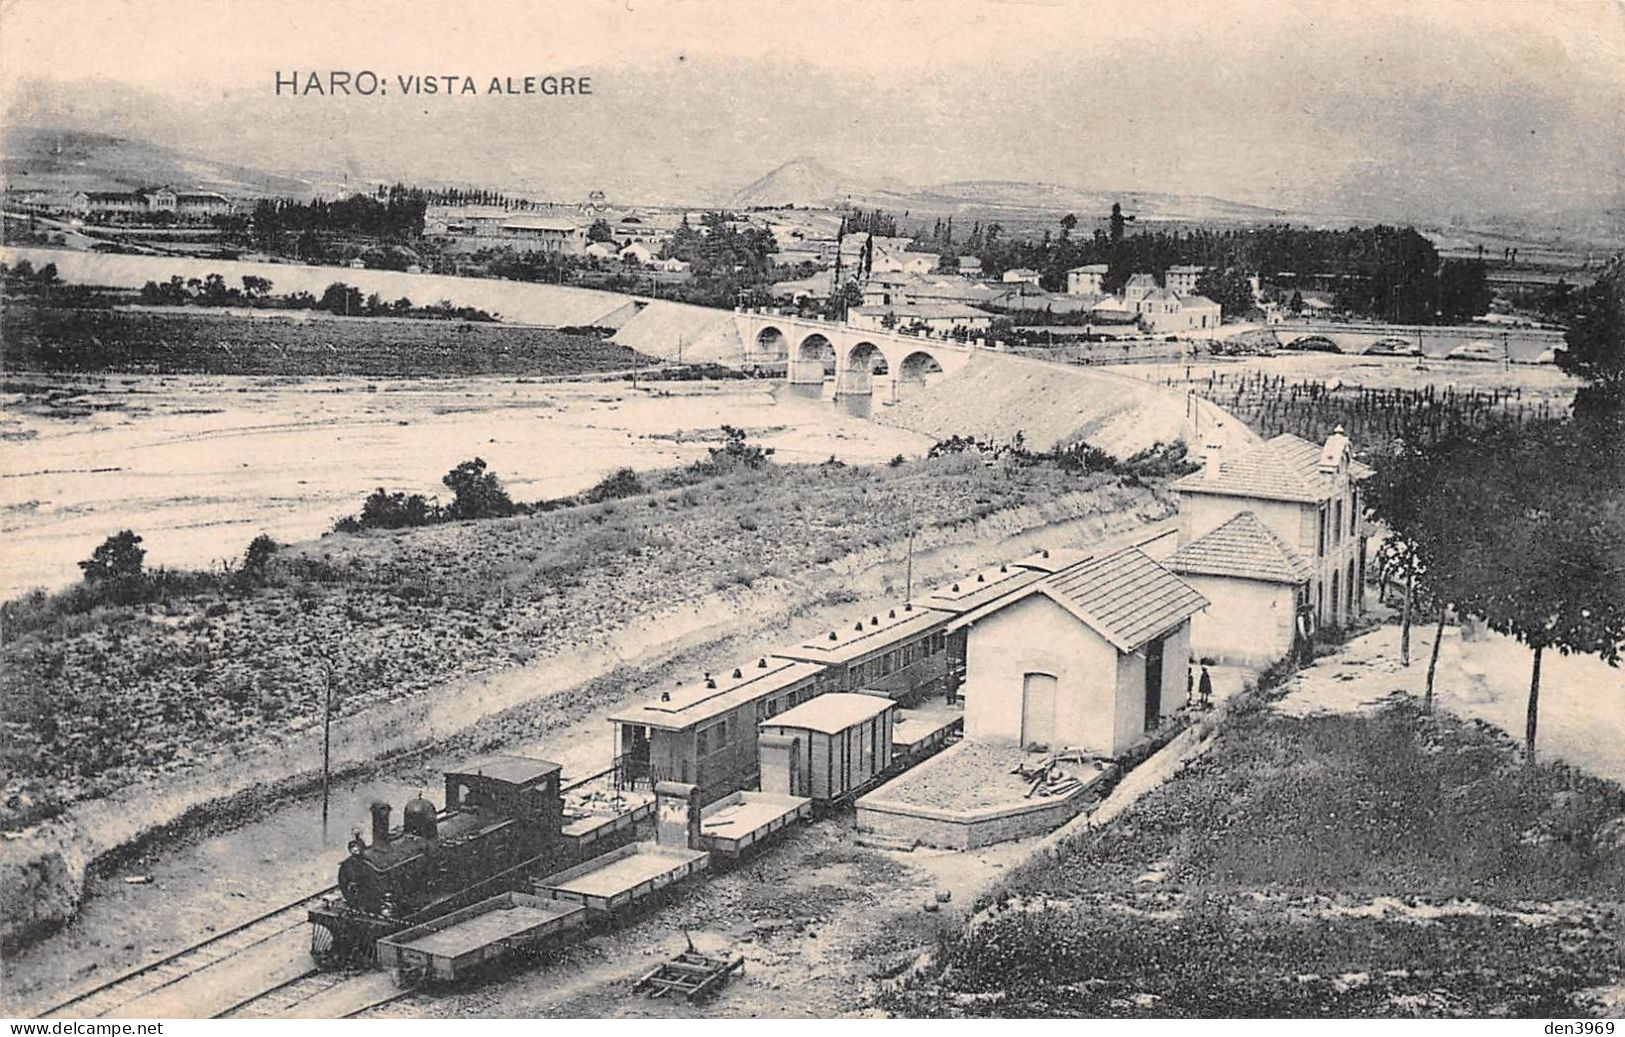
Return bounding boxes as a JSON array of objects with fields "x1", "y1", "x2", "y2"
[
  {"x1": 0, "y1": 246, "x2": 733, "y2": 340},
  {"x1": 876, "y1": 350, "x2": 1259, "y2": 457}
]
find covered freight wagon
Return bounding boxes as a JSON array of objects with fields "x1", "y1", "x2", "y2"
[{"x1": 758, "y1": 693, "x2": 896, "y2": 803}]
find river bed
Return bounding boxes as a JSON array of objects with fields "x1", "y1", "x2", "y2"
[{"x1": 0, "y1": 375, "x2": 933, "y2": 599}]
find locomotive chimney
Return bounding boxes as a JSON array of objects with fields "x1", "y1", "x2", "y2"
[{"x1": 370, "y1": 800, "x2": 392, "y2": 845}]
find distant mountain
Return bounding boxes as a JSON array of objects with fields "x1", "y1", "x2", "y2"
[
  {"x1": 728, "y1": 163, "x2": 1296, "y2": 226},
  {"x1": 729, "y1": 157, "x2": 899, "y2": 208},
  {"x1": 1, "y1": 126, "x2": 316, "y2": 197}
]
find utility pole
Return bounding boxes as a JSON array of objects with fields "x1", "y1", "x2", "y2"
[{"x1": 320, "y1": 658, "x2": 334, "y2": 837}]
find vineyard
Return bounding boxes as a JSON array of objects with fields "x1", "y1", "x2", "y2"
[
  {"x1": 1176, "y1": 369, "x2": 1569, "y2": 451},
  {"x1": 1, "y1": 301, "x2": 652, "y2": 378}
]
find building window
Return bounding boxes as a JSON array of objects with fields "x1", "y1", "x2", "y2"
[
  {"x1": 697, "y1": 720, "x2": 728, "y2": 757},
  {"x1": 1317, "y1": 506, "x2": 1327, "y2": 557}
]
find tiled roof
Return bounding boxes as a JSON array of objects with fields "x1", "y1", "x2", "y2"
[
  {"x1": 1041, "y1": 547, "x2": 1209, "y2": 653},
  {"x1": 1171, "y1": 433, "x2": 1374, "y2": 503},
  {"x1": 1168, "y1": 512, "x2": 1313, "y2": 585}
]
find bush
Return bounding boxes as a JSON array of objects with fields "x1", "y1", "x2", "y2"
[
  {"x1": 584, "y1": 467, "x2": 645, "y2": 503},
  {"x1": 443, "y1": 457, "x2": 517, "y2": 520},
  {"x1": 239, "y1": 533, "x2": 280, "y2": 585},
  {"x1": 357, "y1": 488, "x2": 439, "y2": 530},
  {"x1": 79, "y1": 530, "x2": 146, "y2": 586}
]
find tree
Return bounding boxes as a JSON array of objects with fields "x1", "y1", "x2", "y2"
[
  {"x1": 79, "y1": 530, "x2": 146, "y2": 585},
  {"x1": 587, "y1": 218, "x2": 616, "y2": 244},
  {"x1": 442, "y1": 457, "x2": 516, "y2": 520},
  {"x1": 1556, "y1": 252, "x2": 1625, "y2": 427},
  {"x1": 319, "y1": 282, "x2": 364, "y2": 316},
  {"x1": 1059, "y1": 213, "x2": 1078, "y2": 240},
  {"x1": 1193, "y1": 265, "x2": 1255, "y2": 318},
  {"x1": 1437, "y1": 259, "x2": 1493, "y2": 323}
]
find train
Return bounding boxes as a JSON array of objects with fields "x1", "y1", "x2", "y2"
[{"x1": 309, "y1": 546, "x2": 1106, "y2": 973}]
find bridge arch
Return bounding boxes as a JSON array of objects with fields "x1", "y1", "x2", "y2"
[
  {"x1": 840, "y1": 341, "x2": 889, "y2": 395},
  {"x1": 896, "y1": 350, "x2": 945, "y2": 398},
  {"x1": 751, "y1": 325, "x2": 789, "y2": 363},
  {"x1": 789, "y1": 332, "x2": 837, "y2": 384},
  {"x1": 1282, "y1": 335, "x2": 1342, "y2": 354}
]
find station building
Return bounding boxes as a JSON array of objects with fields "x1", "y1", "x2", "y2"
[{"x1": 949, "y1": 547, "x2": 1207, "y2": 755}]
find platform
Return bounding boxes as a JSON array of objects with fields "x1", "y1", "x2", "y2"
[
  {"x1": 537, "y1": 842, "x2": 709, "y2": 914},
  {"x1": 698, "y1": 791, "x2": 811, "y2": 857},
  {"x1": 891, "y1": 705, "x2": 963, "y2": 762}
]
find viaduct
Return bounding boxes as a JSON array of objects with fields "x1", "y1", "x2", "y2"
[{"x1": 731, "y1": 308, "x2": 981, "y2": 403}]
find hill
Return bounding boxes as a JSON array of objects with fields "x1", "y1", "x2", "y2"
[
  {"x1": 0, "y1": 126, "x2": 315, "y2": 197},
  {"x1": 729, "y1": 157, "x2": 865, "y2": 208}
]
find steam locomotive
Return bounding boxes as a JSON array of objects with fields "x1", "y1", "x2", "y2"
[{"x1": 310, "y1": 755, "x2": 571, "y2": 961}]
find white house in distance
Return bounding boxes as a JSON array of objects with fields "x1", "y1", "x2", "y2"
[
  {"x1": 1165, "y1": 264, "x2": 1207, "y2": 295},
  {"x1": 1167, "y1": 512, "x2": 1314, "y2": 666},
  {"x1": 950, "y1": 547, "x2": 1207, "y2": 755},
  {"x1": 1001, "y1": 267, "x2": 1041, "y2": 285},
  {"x1": 1066, "y1": 263, "x2": 1108, "y2": 295},
  {"x1": 1170, "y1": 428, "x2": 1372, "y2": 640}
]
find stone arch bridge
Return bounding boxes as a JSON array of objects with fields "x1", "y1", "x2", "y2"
[{"x1": 732, "y1": 308, "x2": 978, "y2": 403}]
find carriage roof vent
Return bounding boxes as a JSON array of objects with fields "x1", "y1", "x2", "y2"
[
  {"x1": 905, "y1": 602, "x2": 913, "y2": 611},
  {"x1": 661, "y1": 691, "x2": 671, "y2": 702},
  {"x1": 732, "y1": 667, "x2": 743, "y2": 679},
  {"x1": 855, "y1": 622, "x2": 865, "y2": 632},
  {"x1": 829, "y1": 630, "x2": 838, "y2": 641},
  {"x1": 977, "y1": 573, "x2": 985, "y2": 582},
  {"x1": 758, "y1": 657, "x2": 768, "y2": 668},
  {"x1": 1042, "y1": 549, "x2": 1051, "y2": 558},
  {"x1": 871, "y1": 616, "x2": 879, "y2": 626},
  {"x1": 1000, "y1": 564, "x2": 1008, "y2": 572},
  {"x1": 889, "y1": 609, "x2": 896, "y2": 619},
  {"x1": 706, "y1": 676, "x2": 717, "y2": 689}
]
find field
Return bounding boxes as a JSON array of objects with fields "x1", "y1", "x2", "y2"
[
  {"x1": 0, "y1": 452, "x2": 1168, "y2": 831},
  {"x1": 882, "y1": 695, "x2": 1625, "y2": 1018},
  {"x1": 1, "y1": 301, "x2": 652, "y2": 377}
]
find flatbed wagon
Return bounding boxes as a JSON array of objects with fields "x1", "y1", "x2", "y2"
[
  {"x1": 375, "y1": 892, "x2": 586, "y2": 984},
  {"x1": 698, "y1": 791, "x2": 811, "y2": 858},
  {"x1": 536, "y1": 841, "x2": 709, "y2": 915}
]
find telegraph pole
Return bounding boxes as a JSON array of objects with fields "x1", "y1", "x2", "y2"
[{"x1": 321, "y1": 658, "x2": 334, "y2": 836}]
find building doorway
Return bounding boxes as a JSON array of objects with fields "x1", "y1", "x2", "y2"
[
  {"x1": 1020, "y1": 672, "x2": 1057, "y2": 749},
  {"x1": 1144, "y1": 636, "x2": 1165, "y2": 731}
]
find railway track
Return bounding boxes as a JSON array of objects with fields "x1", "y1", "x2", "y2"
[{"x1": 35, "y1": 887, "x2": 336, "y2": 1019}]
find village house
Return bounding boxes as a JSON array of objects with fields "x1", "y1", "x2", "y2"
[
  {"x1": 849, "y1": 302, "x2": 994, "y2": 334},
  {"x1": 1170, "y1": 428, "x2": 1372, "y2": 638},
  {"x1": 1001, "y1": 267, "x2": 1041, "y2": 285},
  {"x1": 1165, "y1": 264, "x2": 1207, "y2": 295},
  {"x1": 499, "y1": 215, "x2": 586, "y2": 254},
  {"x1": 1066, "y1": 263, "x2": 1108, "y2": 295},
  {"x1": 949, "y1": 547, "x2": 1207, "y2": 755}
]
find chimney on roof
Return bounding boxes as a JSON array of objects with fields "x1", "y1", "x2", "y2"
[{"x1": 1203, "y1": 436, "x2": 1225, "y2": 480}]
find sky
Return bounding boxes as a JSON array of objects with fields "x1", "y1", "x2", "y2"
[{"x1": 1, "y1": 0, "x2": 1622, "y2": 220}]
